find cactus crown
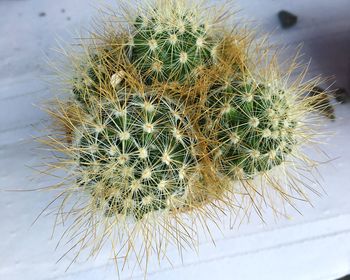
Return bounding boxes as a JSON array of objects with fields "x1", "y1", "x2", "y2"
[{"x1": 127, "y1": 1, "x2": 219, "y2": 84}]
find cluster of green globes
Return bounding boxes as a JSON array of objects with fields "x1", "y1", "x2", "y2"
[{"x1": 70, "y1": 8, "x2": 301, "y2": 221}]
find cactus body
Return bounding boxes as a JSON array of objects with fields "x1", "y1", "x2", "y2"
[
  {"x1": 129, "y1": 11, "x2": 216, "y2": 83},
  {"x1": 74, "y1": 90, "x2": 199, "y2": 220},
  {"x1": 44, "y1": 0, "x2": 327, "y2": 274},
  {"x1": 207, "y1": 81, "x2": 299, "y2": 179}
]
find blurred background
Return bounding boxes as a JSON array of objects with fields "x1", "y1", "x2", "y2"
[{"x1": 0, "y1": 0, "x2": 350, "y2": 279}]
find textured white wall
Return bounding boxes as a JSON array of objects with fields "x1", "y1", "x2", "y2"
[{"x1": 1, "y1": 0, "x2": 350, "y2": 279}]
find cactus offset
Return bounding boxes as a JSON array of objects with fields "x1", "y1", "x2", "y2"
[
  {"x1": 127, "y1": 2, "x2": 217, "y2": 84},
  {"x1": 206, "y1": 80, "x2": 300, "y2": 179}
]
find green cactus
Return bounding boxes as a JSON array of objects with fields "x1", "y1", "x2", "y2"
[
  {"x1": 206, "y1": 80, "x2": 299, "y2": 179},
  {"x1": 44, "y1": 1, "x2": 329, "y2": 273},
  {"x1": 128, "y1": 10, "x2": 217, "y2": 84},
  {"x1": 71, "y1": 52, "x2": 124, "y2": 104},
  {"x1": 73, "y1": 90, "x2": 199, "y2": 220}
]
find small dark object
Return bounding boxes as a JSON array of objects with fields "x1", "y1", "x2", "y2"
[
  {"x1": 67, "y1": 17, "x2": 71, "y2": 21},
  {"x1": 309, "y1": 86, "x2": 335, "y2": 120},
  {"x1": 39, "y1": 12, "x2": 46, "y2": 17},
  {"x1": 278, "y1": 10, "x2": 297, "y2": 29},
  {"x1": 61, "y1": 9, "x2": 66, "y2": 13},
  {"x1": 334, "y1": 87, "x2": 347, "y2": 103}
]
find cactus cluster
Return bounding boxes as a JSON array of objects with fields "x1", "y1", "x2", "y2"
[{"x1": 44, "y1": 0, "x2": 327, "y2": 276}]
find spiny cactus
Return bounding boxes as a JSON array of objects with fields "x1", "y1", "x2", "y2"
[
  {"x1": 73, "y1": 90, "x2": 201, "y2": 220},
  {"x1": 42, "y1": 0, "x2": 328, "y2": 277},
  {"x1": 127, "y1": 3, "x2": 217, "y2": 84},
  {"x1": 206, "y1": 79, "x2": 300, "y2": 179}
]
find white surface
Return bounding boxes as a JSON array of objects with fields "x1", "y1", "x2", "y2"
[{"x1": 1, "y1": 0, "x2": 350, "y2": 279}]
